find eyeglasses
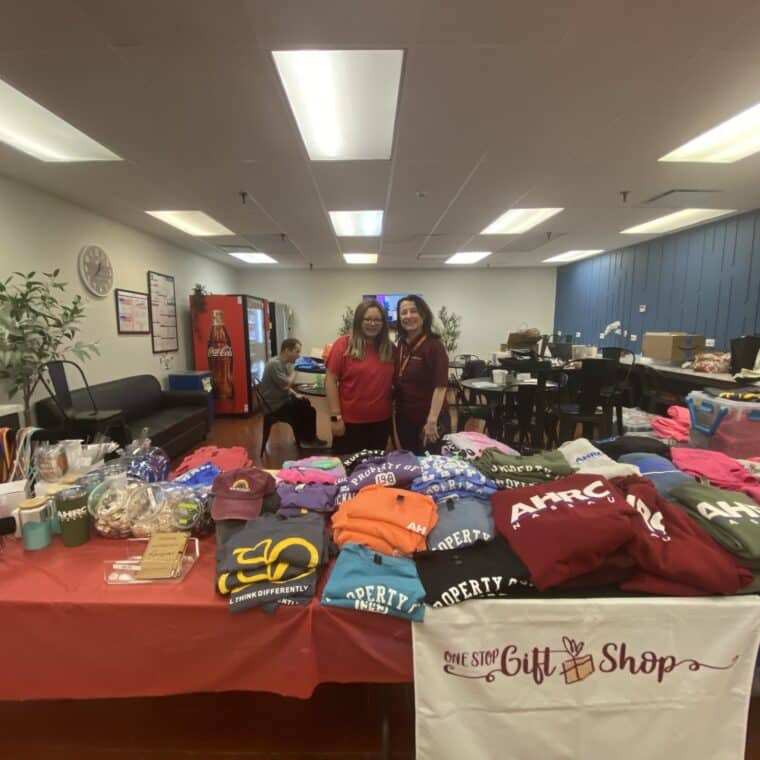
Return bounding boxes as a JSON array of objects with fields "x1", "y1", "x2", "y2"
[{"x1": 362, "y1": 318, "x2": 383, "y2": 324}]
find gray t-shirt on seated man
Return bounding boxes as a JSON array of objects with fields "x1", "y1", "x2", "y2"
[{"x1": 260, "y1": 357, "x2": 293, "y2": 412}]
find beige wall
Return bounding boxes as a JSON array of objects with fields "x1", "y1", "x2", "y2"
[
  {"x1": 240, "y1": 267, "x2": 557, "y2": 359},
  {"x1": 0, "y1": 173, "x2": 237, "y2": 411}
]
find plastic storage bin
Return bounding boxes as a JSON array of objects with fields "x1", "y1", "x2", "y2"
[
  {"x1": 686, "y1": 391, "x2": 760, "y2": 458},
  {"x1": 169, "y1": 371, "x2": 214, "y2": 428}
]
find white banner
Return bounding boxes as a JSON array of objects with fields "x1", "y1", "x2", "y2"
[{"x1": 413, "y1": 597, "x2": 760, "y2": 760}]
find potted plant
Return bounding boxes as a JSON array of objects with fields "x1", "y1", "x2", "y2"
[
  {"x1": 338, "y1": 305, "x2": 355, "y2": 336},
  {"x1": 437, "y1": 306, "x2": 462, "y2": 357},
  {"x1": 0, "y1": 269, "x2": 99, "y2": 425}
]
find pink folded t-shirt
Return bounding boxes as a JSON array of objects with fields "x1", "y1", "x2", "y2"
[
  {"x1": 671, "y1": 448, "x2": 760, "y2": 504},
  {"x1": 651, "y1": 405, "x2": 690, "y2": 442}
]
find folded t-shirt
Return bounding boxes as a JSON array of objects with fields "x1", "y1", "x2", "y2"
[
  {"x1": 415, "y1": 535, "x2": 533, "y2": 607},
  {"x1": 321, "y1": 543, "x2": 426, "y2": 621},
  {"x1": 559, "y1": 438, "x2": 640, "y2": 479},
  {"x1": 612, "y1": 475, "x2": 752, "y2": 595},
  {"x1": 426, "y1": 496, "x2": 494, "y2": 551},
  {"x1": 618, "y1": 453, "x2": 693, "y2": 496},
  {"x1": 473, "y1": 449, "x2": 575, "y2": 489},
  {"x1": 596, "y1": 436, "x2": 671, "y2": 461},
  {"x1": 669, "y1": 481, "x2": 760, "y2": 568},
  {"x1": 491, "y1": 474, "x2": 636, "y2": 590}
]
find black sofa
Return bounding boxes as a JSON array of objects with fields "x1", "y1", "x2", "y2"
[{"x1": 35, "y1": 374, "x2": 209, "y2": 460}]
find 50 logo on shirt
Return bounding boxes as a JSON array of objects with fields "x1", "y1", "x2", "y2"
[{"x1": 218, "y1": 537, "x2": 320, "y2": 594}]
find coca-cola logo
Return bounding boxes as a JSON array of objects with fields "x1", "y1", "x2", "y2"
[
  {"x1": 442, "y1": 635, "x2": 739, "y2": 686},
  {"x1": 208, "y1": 346, "x2": 233, "y2": 357}
]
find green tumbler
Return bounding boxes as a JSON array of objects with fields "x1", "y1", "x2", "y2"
[{"x1": 56, "y1": 486, "x2": 90, "y2": 547}]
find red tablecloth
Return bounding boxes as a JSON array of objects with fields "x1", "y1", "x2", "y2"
[{"x1": 0, "y1": 536, "x2": 412, "y2": 700}]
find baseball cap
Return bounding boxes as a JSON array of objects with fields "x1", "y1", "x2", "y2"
[{"x1": 211, "y1": 468, "x2": 276, "y2": 521}]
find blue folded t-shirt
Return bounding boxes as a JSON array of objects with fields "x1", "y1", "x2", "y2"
[
  {"x1": 321, "y1": 543, "x2": 426, "y2": 622},
  {"x1": 619, "y1": 453, "x2": 694, "y2": 497}
]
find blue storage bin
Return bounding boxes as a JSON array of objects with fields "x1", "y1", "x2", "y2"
[{"x1": 169, "y1": 371, "x2": 214, "y2": 428}]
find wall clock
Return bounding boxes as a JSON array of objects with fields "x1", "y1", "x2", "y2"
[{"x1": 78, "y1": 245, "x2": 114, "y2": 297}]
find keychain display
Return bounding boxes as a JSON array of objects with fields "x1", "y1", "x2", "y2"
[
  {"x1": 128, "y1": 483, "x2": 202, "y2": 537},
  {"x1": 88, "y1": 477, "x2": 141, "y2": 538}
]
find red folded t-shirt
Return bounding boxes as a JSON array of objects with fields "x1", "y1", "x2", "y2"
[
  {"x1": 491, "y1": 474, "x2": 636, "y2": 590},
  {"x1": 612, "y1": 475, "x2": 753, "y2": 595}
]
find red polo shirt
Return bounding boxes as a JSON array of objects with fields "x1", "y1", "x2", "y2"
[
  {"x1": 326, "y1": 335, "x2": 395, "y2": 423},
  {"x1": 394, "y1": 335, "x2": 449, "y2": 424}
]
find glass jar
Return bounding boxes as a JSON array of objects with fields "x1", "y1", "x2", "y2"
[
  {"x1": 74, "y1": 469, "x2": 106, "y2": 496},
  {"x1": 126, "y1": 483, "x2": 167, "y2": 538}
]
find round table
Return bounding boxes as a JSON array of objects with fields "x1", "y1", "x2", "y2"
[{"x1": 294, "y1": 382, "x2": 326, "y2": 397}]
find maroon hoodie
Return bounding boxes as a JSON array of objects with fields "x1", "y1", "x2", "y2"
[
  {"x1": 612, "y1": 475, "x2": 753, "y2": 595},
  {"x1": 491, "y1": 474, "x2": 636, "y2": 590}
]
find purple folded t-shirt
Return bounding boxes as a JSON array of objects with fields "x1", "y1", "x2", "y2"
[{"x1": 277, "y1": 482, "x2": 338, "y2": 512}]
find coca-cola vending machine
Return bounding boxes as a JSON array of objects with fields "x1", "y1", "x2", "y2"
[{"x1": 191, "y1": 294, "x2": 270, "y2": 415}]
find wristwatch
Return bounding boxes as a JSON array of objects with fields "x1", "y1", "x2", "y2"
[{"x1": 330, "y1": 414, "x2": 342, "y2": 422}]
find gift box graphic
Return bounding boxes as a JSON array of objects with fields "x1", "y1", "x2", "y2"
[{"x1": 560, "y1": 637, "x2": 595, "y2": 685}]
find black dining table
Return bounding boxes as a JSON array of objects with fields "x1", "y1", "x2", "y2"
[{"x1": 459, "y1": 372, "x2": 560, "y2": 449}]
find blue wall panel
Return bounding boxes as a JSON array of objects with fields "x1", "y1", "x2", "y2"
[{"x1": 554, "y1": 210, "x2": 760, "y2": 351}]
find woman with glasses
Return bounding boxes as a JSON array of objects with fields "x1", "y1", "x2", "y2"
[
  {"x1": 325, "y1": 299, "x2": 396, "y2": 454},
  {"x1": 393, "y1": 295, "x2": 450, "y2": 454}
]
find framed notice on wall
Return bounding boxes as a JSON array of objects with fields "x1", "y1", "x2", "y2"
[
  {"x1": 115, "y1": 289, "x2": 150, "y2": 334},
  {"x1": 147, "y1": 271, "x2": 179, "y2": 353}
]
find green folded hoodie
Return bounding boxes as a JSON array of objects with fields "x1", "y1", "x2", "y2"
[{"x1": 669, "y1": 481, "x2": 760, "y2": 568}]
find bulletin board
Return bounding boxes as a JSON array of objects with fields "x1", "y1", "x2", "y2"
[{"x1": 147, "y1": 271, "x2": 179, "y2": 353}]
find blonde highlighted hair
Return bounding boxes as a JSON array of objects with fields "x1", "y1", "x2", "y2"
[{"x1": 345, "y1": 299, "x2": 394, "y2": 362}]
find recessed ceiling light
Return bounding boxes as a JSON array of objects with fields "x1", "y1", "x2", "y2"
[
  {"x1": 329, "y1": 210, "x2": 383, "y2": 237},
  {"x1": 146, "y1": 211, "x2": 234, "y2": 236},
  {"x1": 543, "y1": 249, "x2": 605, "y2": 264},
  {"x1": 343, "y1": 253, "x2": 378, "y2": 264},
  {"x1": 228, "y1": 252, "x2": 277, "y2": 264},
  {"x1": 272, "y1": 50, "x2": 403, "y2": 161},
  {"x1": 481, "y1": 208, "x2": 564, "y2": 235},
  {"x1": 621, "y1": 209, "x2": 736, "y2": 235},
  {"x1": 660, "y1": 102, "x2": 760, "y2": 163},
  {"x1": 0, "y1": 77, "x2": 121, "y2": 162},
  {"x1": 445, "y1": 251, "x2": 492, "y2": 265}
]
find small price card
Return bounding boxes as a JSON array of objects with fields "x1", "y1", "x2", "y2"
[{"x1": 135, "y1": 532, "x2": 188, "y2": 580}]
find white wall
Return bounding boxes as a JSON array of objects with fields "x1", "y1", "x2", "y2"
[
  {"x1": 0, "y1": 173, "x2": 237, "y2": 409},
  {"x1": 240, "y1": 268, "x2": 557, "y2": 358}
]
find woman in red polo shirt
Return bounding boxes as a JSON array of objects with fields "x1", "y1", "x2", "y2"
[
  {"x1": 326, "y1": 299, "x2": 395, "y2": 454},
  {"x1": 393, "y1": 295, "x2": 450, "y2": 454}
]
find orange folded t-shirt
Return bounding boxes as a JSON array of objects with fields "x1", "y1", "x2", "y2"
[{"x1": 331, "y1": 485, "x2": 438, "y2": 556}]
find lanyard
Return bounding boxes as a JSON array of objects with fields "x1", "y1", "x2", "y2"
[
  {"x1": 398, "y1": 334, "x2": 427, "y2": 378},
  {"x1": 0, "y1": 428, "x2": 10, "y2": 483}
]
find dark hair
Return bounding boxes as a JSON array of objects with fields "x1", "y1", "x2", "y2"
[
  {"x1": 280, "y1": 338, "x2": 301, "y2": 352},
  {"x1": 346, "y1": 300, "x2": 394, "y2": 362},
  {"x1": 396, "y1": 295, "x2": 440, "y2": 340}
]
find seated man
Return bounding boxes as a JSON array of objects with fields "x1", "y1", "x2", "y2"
[{"x1": 259, "y1": 338, "x2": 327, "y2": 449}]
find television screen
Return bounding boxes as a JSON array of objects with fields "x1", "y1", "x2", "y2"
[{"x1": 362, "y1": 294, "x2": 419, "y2": 326}]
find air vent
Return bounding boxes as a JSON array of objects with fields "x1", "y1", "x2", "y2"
[{"x1": 643, "y1": 189, "x2": 722, "y2": 208}]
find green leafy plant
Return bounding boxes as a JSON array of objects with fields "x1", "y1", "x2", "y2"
[
  {"x1": 338, "y1": 305, "x2": 355, "y2": 336},
  {"x1": 0, "y1": 269, "x2": 99, "y2": 425},
  {"x1": 437, "y1": 305, "x2": 462, "y2": 355}
]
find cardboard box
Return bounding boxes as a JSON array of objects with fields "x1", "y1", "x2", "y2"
[{"x1": 642, "y1": 332, "x2": 705, "y2": 362}]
